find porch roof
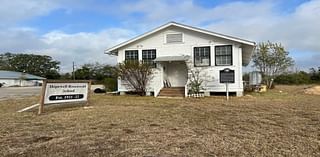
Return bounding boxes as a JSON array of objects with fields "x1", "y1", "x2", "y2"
[{"x1": 154, "y1": 56, "x2": 188, "y2": 62}]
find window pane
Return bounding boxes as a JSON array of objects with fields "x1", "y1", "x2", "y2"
[
  {"x1": 215, "y1": 45, "x2": 232, "y2": 65},
  {"x1": 195, "y1": 57, "x2": 201, "y2": 65},
  {"x1": 226, "y1": 56, "x2": 231, "y2": 65},
  {"x1": 196, "y1": 51, "x2": 200, "y2": 57},
  {"x1": 125, "y1": 50, "x2": 138, "y2": 61},
  {"x1": 205, "y1": 50, "x2": 209, "y2": 57},
  {"x1": 222, "y1": 56, "x2": 227, "y2": 64},
  {"x1": 142, "y1": 49, "x2": 156, "y2": 68},
  {"x1": 221, "y1": 48, "x2": 226, "y2": 55},
  {"x1": 226, "y1": 46, "x2": 232, "y2": 54},
  {"x1": 194, "y1": 46, "x2": 210, "y2": 66},
  {"x1": 204, "y1": 47, "x2": 209, "y2": 54},
  {"x1": 216, "y1": 56, "x2": 222, "y2": 65}
]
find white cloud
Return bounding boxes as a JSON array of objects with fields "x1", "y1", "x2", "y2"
[
  {"x1": 0, "y1": 0, "x2": 93, "y2": 26},
  {"x1": 110, "y1": 0, "x2": 320, "y2": 53},
  {"x1": 0, "y1": 0, "x2": 319, "y2": 72},
  {"x1": 0, "y1": 0, "x2": 59, "y2": 25},
  {"x1": 115, "y1": 0, "x2": 320, "y2": 69},
  {"x1": 198, "y1": 0, "x2": 320, "y2": 70},
  {"x1": 39, "y1": 28, "x2": 134, "y2": 72},
  {"x1": 206, "y1": 0, "x2": 320, "y2": 53},
  {"x1": 122, "y1": 0, "x2": 318, "y2": 53},
  {"x1": 0, "y1": 27, "x2": 47, "y2": 51},
  {"x1": 0, "y1": 27, "x2": 134, "y2": 72}
]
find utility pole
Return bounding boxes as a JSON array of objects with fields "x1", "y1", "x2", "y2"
[{"x1": 72, "y1": 61, "x2": 75, "y2": 80}]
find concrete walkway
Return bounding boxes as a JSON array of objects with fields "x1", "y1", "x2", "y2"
[{"x1": 0, "y1": 86, "x2": 41, "y2": 100}]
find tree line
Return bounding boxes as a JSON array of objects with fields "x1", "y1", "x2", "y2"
[
  {"x1": 0, "y1": 52, "x2": 117, "y2": 91},
  {"x1": 1, "y1": 41, "x2": 318, "y2": 94},
  {"x1": 64, "y1": 63, "x2": 117, "y2": 91},
  {"x1": 0, "y1": 52, "x2": 60, "y2": 79},
  {"x1": 274, "y1": 67, "x2": 320, "y2": 84}
]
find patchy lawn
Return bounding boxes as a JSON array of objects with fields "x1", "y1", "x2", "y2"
[{"x1": 0, "y1": 85, "x2": 319, "y2": 156}]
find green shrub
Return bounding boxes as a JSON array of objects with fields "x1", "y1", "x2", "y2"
[
  {"x1": 309, "y1": 67, "x2": 320, "y2": 83},
  {"x1": 103, "y1": 78, "x2": 117, "y2": 92},
  {"x1": 274, "y1": 71, "x2": 311, "y2": 84}
]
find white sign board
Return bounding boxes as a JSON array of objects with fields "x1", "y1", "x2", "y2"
[
  {"x1": 38, "y1": 80, "x2": 91, "y2": 114},
  {"x1": 44, "y1": 82, "x2": 89, "y2": 104}
]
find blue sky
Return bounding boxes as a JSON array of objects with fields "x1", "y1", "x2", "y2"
[{"x1": 0, "y1": 0, "x2": 319, "y2": 72}]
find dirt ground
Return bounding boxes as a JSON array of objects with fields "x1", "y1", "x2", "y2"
[
  {"x1": 305, "y1": 85, "x2": 320, "y2": 95},
  {"x1": 0, "y1": 85, "x2": 319, "y2": 156}
]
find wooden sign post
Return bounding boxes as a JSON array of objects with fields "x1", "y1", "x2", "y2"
[
  {"x1": 38, "y1": 80, "x2": 47, "y2": 114},
  {"x1": 220, "y1": 68, "x2": 235, "y2": 101},
  {"x1": 38, "y1": 80, "x2": 91, "y2": 115}
]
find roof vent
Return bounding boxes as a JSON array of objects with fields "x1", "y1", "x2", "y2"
[{"x1": 166, "y1": 33, "x2": 183, "y2": 43}]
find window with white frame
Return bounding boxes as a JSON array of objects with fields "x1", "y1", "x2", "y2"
[
  {"x1": 166, "y1": 33, "x2": 183, "y2": 43},
  {"x1": 125, "y1": 50, "x2": 138, "y2": 61},
  {"x1": 194, "y1": 46, "x2": 210, "y2": 66},
  {"x1": 215, "y1": 45, "x2": 232, "y2": 65},
  {"x1": 142, "y1": 49, "x2": 156, "y2": 68}
]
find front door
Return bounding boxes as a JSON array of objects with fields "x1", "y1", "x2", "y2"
[{"x1": 164, "y1": 61, "x2": 188, "y2": 87}]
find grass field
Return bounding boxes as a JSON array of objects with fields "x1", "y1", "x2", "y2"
[{"x1": 0, "y1": 85, "x2": 319, "y2": 156}]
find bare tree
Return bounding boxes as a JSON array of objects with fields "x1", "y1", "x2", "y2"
[
  {"x1": 188, "y1": 69, "x2": 204, "y2": 94},
  {"x1": 116, "y1": 61, "x2": 153, "y2": 95},
  {"x1": 252, "y1": 41, "x2": 294, "y2": 88},
  {"x1": 184, "y1": 55, "x2": 211, "y2": 95}
]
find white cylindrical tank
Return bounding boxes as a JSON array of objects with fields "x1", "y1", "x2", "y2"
[{"x1": 249, "y1": 71, "x2": 262, "y2": 85}]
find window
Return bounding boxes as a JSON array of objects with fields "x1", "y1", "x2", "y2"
[
  {"x1": 194, "y1": 46, "x2": 210, "y2": 66},
  {"x1": 142, "y1": 49, "x2": 156, "y2": 68},
  {"x1": 125, "y1": 50, "x2": 138, "y2": 61},
  {"x1": 215, "y1": 45, "x2": 232, "y2": 65},
  {"x1": 166, "y1": 33, "x2": 183, "y2": 43}
]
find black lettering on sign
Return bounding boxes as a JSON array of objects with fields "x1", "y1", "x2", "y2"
[
  {"x1": 49, "y1": 94, "x2": 84, "y2": 101},
  {"x1": 220, "y1": 69, "x2": 235, "y2": 83}
]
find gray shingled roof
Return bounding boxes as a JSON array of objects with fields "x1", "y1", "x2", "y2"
[{"x1": 0, "y1": 70, "x2": 46, "y2": 80}]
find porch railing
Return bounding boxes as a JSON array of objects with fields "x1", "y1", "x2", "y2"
[
  {"x1": 184, "y1": 82, "x2": 188, "y2": 97},
  {"x1": 153, "y1": 69, "x2": 163, "y2": 97},
  {"x1": 184, "y1": 70, "x2": 192, "y2": 97}
]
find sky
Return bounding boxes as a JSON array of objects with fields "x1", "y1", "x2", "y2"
[{"x1": 0, "y1": 0, "x2": 319, "y2": 72}]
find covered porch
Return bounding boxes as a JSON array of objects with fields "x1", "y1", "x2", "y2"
[{"x1": 153, "y1": 56, "x2": 189, "y2": 97}]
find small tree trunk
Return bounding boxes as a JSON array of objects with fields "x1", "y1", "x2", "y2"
[{"x1": 269, "y1": 78, "x2": 274, "y2": 89}]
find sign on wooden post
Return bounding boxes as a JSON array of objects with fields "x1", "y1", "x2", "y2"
[
  {"x1": 220, "y1": 68, "x2": 235, "y2": 101},
  {"x1": 220, "y1": 68, "x2": 235, "y2": 84},
  {"x1": 38, "y1": 80, "x2": 91, "y2": 115}
]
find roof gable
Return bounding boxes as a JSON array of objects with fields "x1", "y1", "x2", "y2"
[{"x1": 105, "y1": 21, "x2": 255, "y2": 55}]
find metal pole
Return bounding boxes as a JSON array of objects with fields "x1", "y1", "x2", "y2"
[
  {"x1": 226, "y1": 83, "x2": 229, "y2": 101},
  {"x1": 72, "y1": 61, "x2": 75, "y2": 80}
]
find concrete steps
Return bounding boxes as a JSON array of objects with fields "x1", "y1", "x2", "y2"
[{"x1": 158, "y1": 87, "x2": 185, "y2": 97}]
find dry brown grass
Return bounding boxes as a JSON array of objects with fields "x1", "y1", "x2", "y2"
[{"x1": 0, "y1": 85, "x2": 319, "y2": 156}]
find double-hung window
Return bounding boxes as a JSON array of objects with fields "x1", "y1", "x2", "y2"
[
  {"x1": 125, "y1": 50, "x2": 138, "y2": 62},
  {"x1": 142, "y1": 49, "x2": 156, "y2": 68},
  {"x1": 194, "y1": 46, "x2": 210, "y2": 66},
  {"x1": 215, "y1": 45, "x2": 232, "y2": 66}
]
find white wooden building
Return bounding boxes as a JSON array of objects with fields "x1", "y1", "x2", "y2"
[{"x1": 106, "y1": 22, "x2": 256, "y2": 97}]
